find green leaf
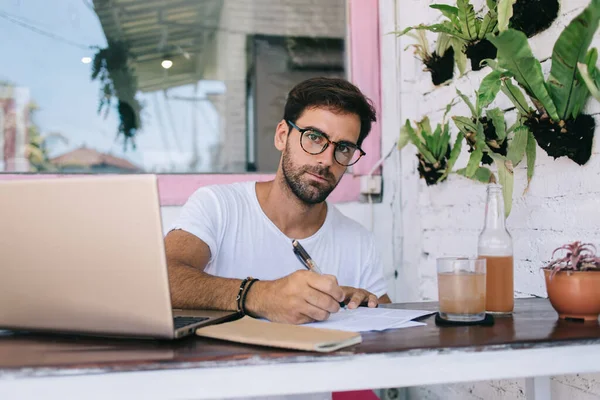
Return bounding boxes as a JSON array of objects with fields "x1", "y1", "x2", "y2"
[
  {"x1": 477, "y1": 70, "x2": 503, "y2": 112},
  {"x1": 435, "y1": 33, "x2": 453, "y2": 57},
  {"x1": 487, "y1": 29, "x2": 560, "y2": 121},
  {"x1": 452, "y1": 39, "x2": 468, "y2": 76},
  {"x1": 501, "y1": 79, "x2": 531, "y2": 114},
  {"x1": 427, "y1": 124, "x2": 443, "y2": 158},
  {"x1": 475, "y1": 119, "x2": 486, "y2": 143},
  {"x1": 397, "y1": 122, "x2": 411, "y2": 150},
  {"x1": 578, "y1": 61, "x2": 600, "y2": 102},
  {"x1": 437, "y1": 124, "x2": 451, "y2": 159},
  {"x1": 525, "y1": 130, "x2": 537, "y2": 193},
  {"x1": 492, "y1": 154, "x2": 514, "y2": 217},
  {"x1": 443, "y1": 132, "x2": 465, "y2": 179},
  {"x1": 486, "y1": 0, "x2": 498, "y2": 10},
  {"x1": 466, "y1": 147, "x2": 483, "y2": 177},
  {"x1": 443, "y1": 99, "x2": 458, "y2": 122},
  {"x1": 430, "y1": 4, "x2": 459, "y2": 26},
  {"x1": 497, "y1": 0, "x2": 516, "y2": 32},
  {"x1": 452, "y1": 116, "x2": 478, "y2": 135},
  {"x1": 479, "y1": 58, "x2": 507, "y2": 74},
  {"x1": 456, "y1": 88, "x2": 477, "y2": 117},
  {"x1": 417, "y1": 116, "x2": 433, "y2": 135},
  {"x1": 572, "y1": 48, "x2": 600, "y2": 115},
  {"x1": 478, "y1": 10, "x2": 498, "y2": 40},
  {"x1": 402, "y1": 120, "x2": 438, "y2": 164},
  {"x1": 457, "y1": 0, "x2": 478, "y2": 40},
  {"x1": 397, "y1": 22, "x2": 468, "y2": 41},
  {"x1": 548, "y1": 0, "x2": 600, "y2": 120},
  {"x1": 424, "y1": 133, "x2": 438, "y2": 158},
  {"x1": 457, "y1": 166, "x2": 493, "y2": 183},
  {"x1": 486, "y1": 108, "x2": 506, "y2": 141},
  {"x1": 507, "y1": 126, "x2": 528, "y2": 166}
]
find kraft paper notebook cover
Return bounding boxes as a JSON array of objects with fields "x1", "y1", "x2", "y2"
[{"x1": 195, "y1": 316, "x2": 362, "y2": 352}]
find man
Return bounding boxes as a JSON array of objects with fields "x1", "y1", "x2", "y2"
[{"x1": 165, "y1": 77, "x2": 391, "y2": 324}]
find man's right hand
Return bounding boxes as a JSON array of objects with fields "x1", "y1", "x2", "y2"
[{"x1": 246, "y1": 270, "x2": 345, "y2": 324}]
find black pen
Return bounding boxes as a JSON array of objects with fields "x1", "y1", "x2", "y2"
[{"x1": 292, "y1": 239, "x2": 346, "y2": 309}]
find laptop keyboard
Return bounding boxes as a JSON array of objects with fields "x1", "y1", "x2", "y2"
[{"x1": 173, "y1": 316, "x2": 209, "y2": 329}]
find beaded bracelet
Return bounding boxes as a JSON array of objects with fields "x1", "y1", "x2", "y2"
[
  {"x1": 236, "y1": 277, "x2": 252, "y2": 314},
  {"x1": 241, "y1": 278, "x2": 260, "y2": 316}
]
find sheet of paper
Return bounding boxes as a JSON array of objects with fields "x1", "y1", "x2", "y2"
[
  {"x1": 302, "y1": 307, "x2": 433, "y2": 332},
  {"x1": 386, "y1": 320, "x2": 427, "y2": 329}
]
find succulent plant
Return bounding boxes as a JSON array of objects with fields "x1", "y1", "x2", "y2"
[
  {"x1": 544, "y1": 241, "x2": 600, "y2": 279},
  {"x1": 398, "y1": 111, "x2": 463, "y2": 186}
]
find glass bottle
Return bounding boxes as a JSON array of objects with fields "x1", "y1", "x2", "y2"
[{"x1": 477, "y1": 183, "x2": 514, "y2": 314}]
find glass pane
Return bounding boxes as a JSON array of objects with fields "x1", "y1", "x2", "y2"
[{"x1": 0, "y1": 0, "x2": 346, "y2": 173}]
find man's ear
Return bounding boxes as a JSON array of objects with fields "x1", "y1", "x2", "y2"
[{"x1": 274, "y1": 119, "x2": 289, "y2": 151}]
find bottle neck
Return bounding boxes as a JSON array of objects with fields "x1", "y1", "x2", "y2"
[{"x1": 483, "y1": 187, "x2": 506, "y2": 231}]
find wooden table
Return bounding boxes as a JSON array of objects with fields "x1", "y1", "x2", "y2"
[{"x1": 1, "y1": 298, "x2": 600, "y2": 399}]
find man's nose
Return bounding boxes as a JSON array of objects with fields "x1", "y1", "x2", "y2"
[{"x1": 316, "y1": 144, "x2": 336, "y2": 166}]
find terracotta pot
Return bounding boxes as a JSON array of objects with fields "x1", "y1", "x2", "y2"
[{"x1": 543, "y1": 269, "x2": 600, "y2": 321}]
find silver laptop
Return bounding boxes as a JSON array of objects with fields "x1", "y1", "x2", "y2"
[{"x1": 0, "y1": 175, "x2": 238, "y2": 339}]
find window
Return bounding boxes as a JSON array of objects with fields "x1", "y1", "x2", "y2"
[{"x1": 0, "y1": 0, "x2": 382, "y2": 205}]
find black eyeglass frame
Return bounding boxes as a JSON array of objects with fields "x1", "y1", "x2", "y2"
[{"x1": 287, "y1": 120, "x2": 366, "y2": 167}]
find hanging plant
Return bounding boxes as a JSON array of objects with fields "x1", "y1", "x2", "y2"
[
  {"x1": 403, "y1": 31, "x2": 463, "y2": 85},
  {"x1": 451, "y1": 80, "x2": 535, "y2": 216},
  {"x1": 509, "y1": 0, "x2": 560, "y2": 37},
  {"x1": 398, "y1": 104, "x2": 464, "y2": 186},
  {"x1": 486, "y1": 0, "x2": 600, "y2": 165},
  {"x1": 452, "y1": 86, "x2": 509, "y2": 166},
  {"x1": 397, "y1": 0, "x2": 512, "y2": 71},
  {"x1": 91, "y1": 40, "x2": 142, "y2": 150}
]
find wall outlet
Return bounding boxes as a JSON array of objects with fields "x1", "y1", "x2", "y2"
[{"x1": 360, "y1": 175, "x2": 382, "y2": 195}]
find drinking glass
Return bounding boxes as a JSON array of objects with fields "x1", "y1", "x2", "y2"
[{"x1": 437, "y1": 257, "x2": 487, "y2": 322}]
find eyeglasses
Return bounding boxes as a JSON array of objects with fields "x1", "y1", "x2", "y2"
[{"x1": 287, "y1": 120, "x2": 366, "y2": 167}]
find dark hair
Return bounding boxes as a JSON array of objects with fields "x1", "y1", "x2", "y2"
[{"x1": 283, "y1": 77, "x2": 377, "y2": 147}]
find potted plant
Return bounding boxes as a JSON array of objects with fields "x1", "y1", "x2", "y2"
[{"x1": 543, "y1": 241, "x2": 600, "y2": 321}]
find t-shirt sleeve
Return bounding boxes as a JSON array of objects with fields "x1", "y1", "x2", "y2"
[
  {"x1": 360, "y1": 235, "x2": 388, "y2": 298},
  {"x1": 168, "y1": 187, "x2": 222, "y2": 262}
]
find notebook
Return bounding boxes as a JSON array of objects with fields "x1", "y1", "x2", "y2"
[{"x1": 195, "y1": 316, "x2": 362, "y2": 352}]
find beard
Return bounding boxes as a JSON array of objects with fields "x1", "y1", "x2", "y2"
[{"x1": 281, "y1": 149, "x2": 339, "y2": 205}]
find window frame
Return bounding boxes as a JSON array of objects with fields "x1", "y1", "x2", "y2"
[{"x1": 0, "y1": 0, "x2": 382, "y2": 206}]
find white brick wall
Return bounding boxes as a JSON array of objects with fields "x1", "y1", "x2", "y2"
[{"x1": 387, "y1": 0, "x2": 600, "y2": 397}]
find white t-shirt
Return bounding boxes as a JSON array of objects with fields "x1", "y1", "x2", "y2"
[{"x1": 170, "y1": 181, "x2": 387, "y2": 297}]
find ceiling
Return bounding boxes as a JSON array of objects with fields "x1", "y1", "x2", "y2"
[{"x1": 92, "y1": 0, "x2": 223, "y2": 92}]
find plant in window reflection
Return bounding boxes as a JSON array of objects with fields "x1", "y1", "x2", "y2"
[
  {"x1": 25, "y1": 102, "x2": 64, "y2": 172},
  {"x1": 484, "y1": 0, "x2": 600, "y2": 166},
  {"x1": 26, "y1": 103, "x2": 52, "y2": 172},
  {"x1": 91, "y1": 40, "x2": 142, "y2": 150},
  {"x1": 397, "y1": 104, "x2": 463, "y2": 186}
]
